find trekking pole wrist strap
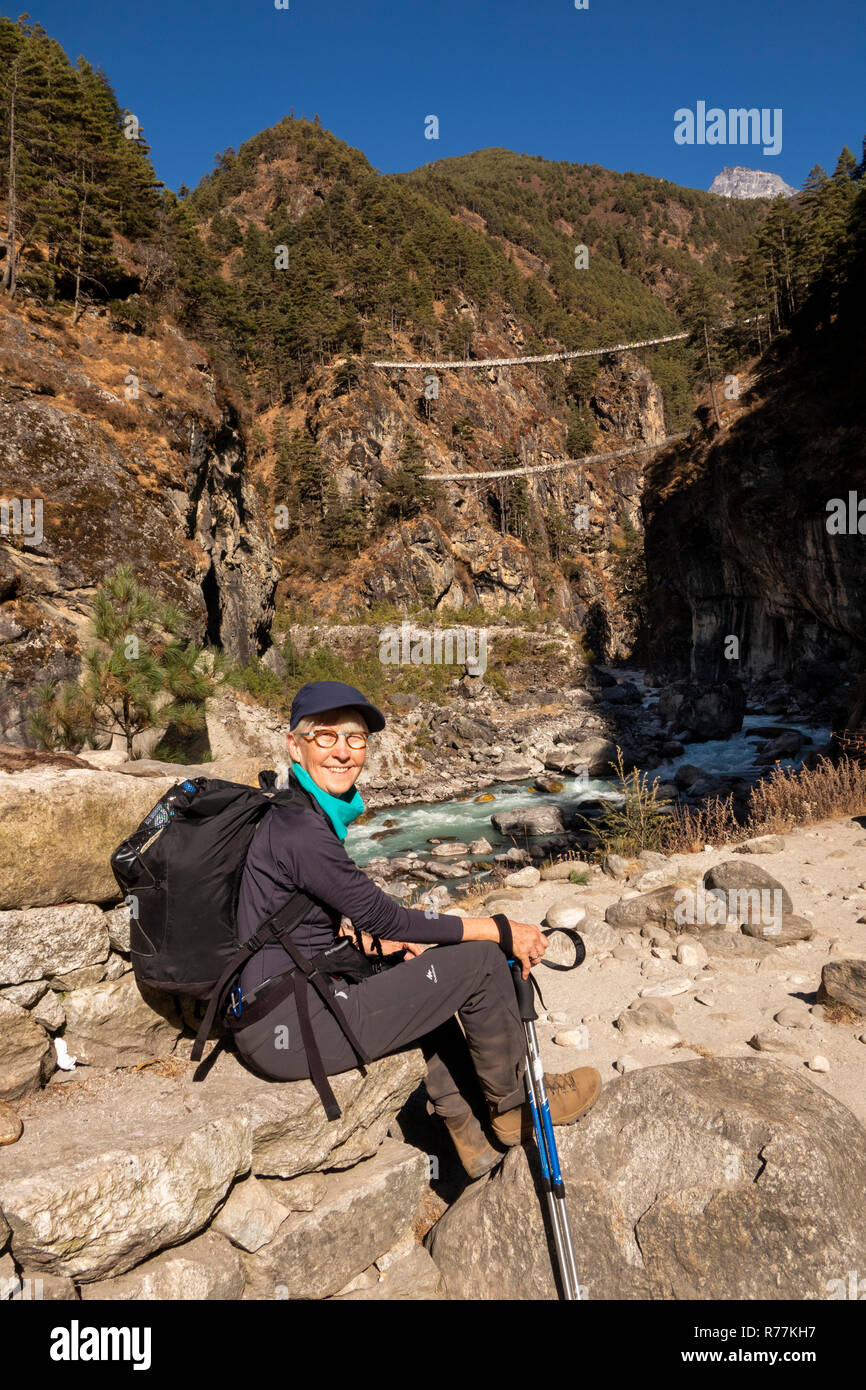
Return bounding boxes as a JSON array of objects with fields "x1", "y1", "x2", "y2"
[{"x1": 492, "y1": 913, "x2": 514, "y2": 959}]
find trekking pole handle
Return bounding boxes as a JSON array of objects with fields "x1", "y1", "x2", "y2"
[{"x1": 492, "y1": 914, "x2": 539, "y2": 1021}]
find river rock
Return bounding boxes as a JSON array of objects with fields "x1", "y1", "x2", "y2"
[
  {"x1": 540, "y1": 860, "x2": 593, "y2": 881},
  {"x1": 80, "y1": 1230, "x2": 244, "y2": 1301},
  {"x1": 602, "y1": 854, "x2": 638, "y2": 880},
  {"x1": 494, "y1": 847, "x2": 531, "y2": 864},
  {"x1": 544, "y1": 904, "x2": 586, "y2": 932},
  {"x1": 630, "y1": 865, "x2": 685, "y2": 892},
  {"x1": 0, "y1": 999, "x2": 53, "y2": 1101},
  {"x1": 491, "y1": 806, "x2": 565, "y2": 836},
  {"x1": 0, "y1": 904, "x2": 110, "y2": 987},
  {"x1": 241, "y1": 1139, "x2": 428, "y2": 1301},
  {"x1": 658, "y1": 680, "x2": 746, "y2": 742},
  {"x1": 572, "y1": 737, "x2": 617, "y2": 775},
  {"x1": 0, "y1": 981, "x2": 48, "y2": 1008},
  {"x1": 61, "y1": 975, "x2": 184, "y2": 1067},
  {"x1": 429, "y1": 842, "x2": 471, "y2": 858},
  {"x1": 0, "y1": 1049, "x2": 424, "y2": 1282},
  {"x1": 422, "y1": 862, "x2": 466, "y2": 880},
  {"x1": 774, "y1": 1007, "x2": 812, "y2": 1030},
  {"x1": 817, "y1": 960, "x2": 866, "y2": 1014},
  {"x1": 544, "y1": 749, "x2": 579, "y2": 773},
  {"x1": 427, "y1": 1058, "x2": 866, "y2": 1299},
  {"x1": 735, "y1": 835, "x2": 786, "y2": 855},
  {"x1": 676, "y1": 939, "x2": 708, "y2": 969},
  {"x1": 605, "y1": 883, "x2": 695, "y2": 933},
  {"x1": 492, "y1": 760, "x2": 539, "y2": 780},
  {"x1": 12, "y1": 1270, "x2": 77, "y2": 1299},
  {"x1": 0, "y1": 1101, "x2": 23, "y2": 1145},
  {"x1": 615, "y1": 1003, "x2": 681, "y2": 1048},
  {"x1": 638, "y1": 978, "x2": 692, "y2": 998},
  {"x1": 748, "y1": 1034, "x2": 806, "y2": 1056},
  {"x1": 699, "y1": 931, "x2": 779, "y2": 962},
  {"x1": 629, "y1": 995, "x2": 675, "y2": 1015},
  {"x1": 546, "y1": 739, "x2": 615, "y2": 776},
  {"x1": 703, "y1": 862, "x2": 794, "y2": 915},
  {"x1": 260, "y1": 1171, "x2": 328, "y2": 1212},
  {"x1": 638, "y1": 851, "x2": 670, "y2": 869},
  {"x1": 534, "y1": 775, "x2": 565, "y2": 794},
  {"x1": 673, "y1": 764, "x2": 703, "y2": 790},
  {"x1": 211, "y1": 1175, "x2": 292, "y2": 1252},
  {"x1": 741, "y1": 914, "x2": 815, "y2": 945},
  {"x1": 578, "y1": 921, "x2": 621, "y2": 955},
  {"x1": 756, "y1": 732, "x2": 805, "y2": 761},
  {"x1": 469, "y1": 838, "x2": 492, "y2": 854},
  {"x1": 502, "y1": 867, "x2": 541, "y2": 888}
]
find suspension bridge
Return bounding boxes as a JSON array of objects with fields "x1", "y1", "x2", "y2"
[
  {"x1": 433, "y1": 433, "x2": 690, "y2": 482},
  {"x1": 371, "y1": 331, "x2": 691, "y2": 371},
  {"x1": 368, "y1": 328, "x2": 693, "y2": 479}
]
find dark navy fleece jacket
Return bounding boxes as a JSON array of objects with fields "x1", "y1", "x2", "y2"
[{"x1": 236, "y1": 792, "x2": 465, "y2": 995}]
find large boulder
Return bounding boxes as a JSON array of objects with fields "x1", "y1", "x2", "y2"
[
  {"x1": 0, "y1": 904, "x2": 110, "y2": 986},
  {"x1": 658, "y1": 680, "x2": 746, "y2": 742},
  {"x1": 0, "y1": 1047, "x2": 425, "y2": 1282},
  {"x1": 79, "y1": 1230, "x2": 244, "y2": 1301},
  {"x1": 427, "y1": 1058, "x2": 866, "y2": 1299},
  {"x1": 0, "y1": 759, "x2": 278, "y2": 910},
  {"x1": 703, "y1": 861, "x2": 794, "y2": 917},
  {"x1": 605, "y1": 883, "x2": 700, "y2": 933},
  {"x1": 0, "y1": 769, "x2": 175, "y2": 909},
  {"x1": 817, "y1": 960, "x2": 866, "y2": 1015},
  {"x1": 61, "y1": 975, "x2": 184, "y2": 1067},
  {"x1": 240, "y1": 1139, "x2": 428, "y2": 1300},
  {"x1": 572, "y1": 738, "x2": 618, "y2": 776},
  {"x1": 0, "y1": 999, "x2": 54, "y2": 1101},
  {"x1": 491, "y1": 805, "x2": 565, "y2": 836}
]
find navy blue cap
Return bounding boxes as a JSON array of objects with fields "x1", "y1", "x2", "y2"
[{"x1": 289, "y1": 680, "x2": 386, "y2": 733}]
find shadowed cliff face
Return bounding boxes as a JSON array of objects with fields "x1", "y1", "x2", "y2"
[
  {"x1": 643, "y1": 347, "x2": 866, "y2": 719},
  {"x1": 0, "y1": 302, "x2": 278, "y2": 743}
]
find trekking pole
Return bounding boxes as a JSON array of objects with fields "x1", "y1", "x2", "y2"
[
  {"x1": 493, "y1": 916, "x2": 584, "y2": 1301},
  {"x1": 510, "y1": 955, "x2": 581, "y2": 1300}
]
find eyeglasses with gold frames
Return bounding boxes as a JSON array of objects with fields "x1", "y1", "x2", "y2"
[{"x1": 301, "y1": 729, "x2": 369, "y2": 750}]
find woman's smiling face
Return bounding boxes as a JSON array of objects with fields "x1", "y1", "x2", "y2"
[{"x1": 286, "y1": 707, "x2": 369, "y2": 797}]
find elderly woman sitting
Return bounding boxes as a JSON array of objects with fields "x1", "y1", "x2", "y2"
[{"x1": 234, "y1": 679, "x2": 600, "y2": 1178}]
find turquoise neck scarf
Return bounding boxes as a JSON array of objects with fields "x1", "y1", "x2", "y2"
[{"x1": 291, "y1": 761, "x2": 364, "y2": 841}]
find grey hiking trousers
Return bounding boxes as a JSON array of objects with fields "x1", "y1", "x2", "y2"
[{"x1": 232, "y1": 940, "x2": 527, "y2": 1118}]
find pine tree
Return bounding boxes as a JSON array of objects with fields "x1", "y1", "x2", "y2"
[
  {"x1": 28, "y1": 565, "x2": 223, "y2": 758},
  {"x1": 377, "y1": 431, "x2": 441, "y2": 522}
]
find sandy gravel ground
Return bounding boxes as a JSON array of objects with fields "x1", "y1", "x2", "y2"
[{"x1": 456, "y1": 816, "x2": 866, "y2": 1125}]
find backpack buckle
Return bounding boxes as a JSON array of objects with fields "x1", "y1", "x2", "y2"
[{"x1": 230, "y1": 985, "x2": 243, "y2": 1018}]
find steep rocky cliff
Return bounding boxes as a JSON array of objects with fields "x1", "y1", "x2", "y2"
[
  {"x1": 264, "y1": 337, "x2": 665, "y2": 650},
  {"x1": 643, "y1": 341, "x2": 866, "y2": 724},
  {"x1": 0, "y1": 300, "x2": 277, "y2": 743}
]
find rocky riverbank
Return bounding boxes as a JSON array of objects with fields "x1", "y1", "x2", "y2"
[
  {"x1": 460, "y1": 816, "x2": 866, "y2": 1125},
  {"x1": 0, "y1": 739, "x2": 864, "y2": 1299}
]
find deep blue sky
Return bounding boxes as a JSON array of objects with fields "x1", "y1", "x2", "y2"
[{"x1": 18, "y1": 0, "x2": 865, "y2": 195}]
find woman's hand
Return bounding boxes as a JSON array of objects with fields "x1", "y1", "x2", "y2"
[
  {"x1": 507, "y1": 920, "x2": 550, "y2": 980},
  {"x1": 459, "y1": 916, "x2": 549, "y2": 980}
]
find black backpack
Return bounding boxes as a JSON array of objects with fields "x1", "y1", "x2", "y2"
[{"x1": 109, "y1": 771, "x2": 373, "y2": 1118}]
